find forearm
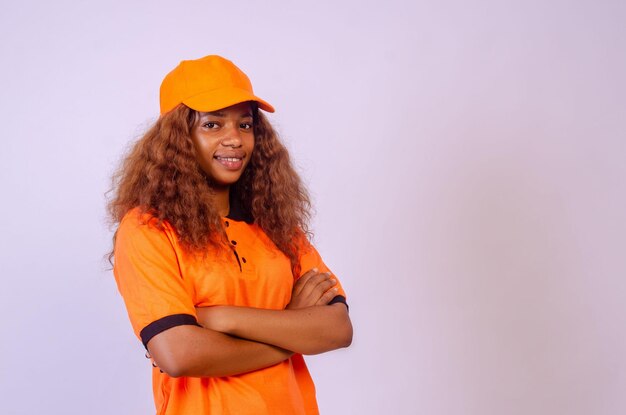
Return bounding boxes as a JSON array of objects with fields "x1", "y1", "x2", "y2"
[
  {"x1": 199, "y1": 304, "x2": 353, "y2": 355},
  {"x1": 147, "y1": 324, "x2": 292, "y2": 378}
]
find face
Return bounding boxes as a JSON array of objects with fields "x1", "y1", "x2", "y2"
[{"x1": 191, "y1": 102, "x2": 255, "y2": 187}]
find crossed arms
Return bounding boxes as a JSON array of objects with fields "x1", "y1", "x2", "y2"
[{"x1": 147, "y1": 269, "x2": 353, "y2": 378}]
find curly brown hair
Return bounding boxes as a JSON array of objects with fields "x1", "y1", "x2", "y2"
[{"x1": 107, "y1": 103, "x2": 312, "y2": 273}]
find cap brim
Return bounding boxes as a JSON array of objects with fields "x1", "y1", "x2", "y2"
[{"x1": 183, "y1": 87, "x2": 275, "y2": 113}]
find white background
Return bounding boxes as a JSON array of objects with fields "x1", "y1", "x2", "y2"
[{"x1": 1, "y1": 0, "x2": 625, "y2": 414}]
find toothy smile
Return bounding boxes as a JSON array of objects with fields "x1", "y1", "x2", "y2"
[
  {"x1": 214, "y1": 156, "x2": 242, "y2": 162},
  {"x1": 213, "y1": 154, "x2": 245, "y2": 171}
]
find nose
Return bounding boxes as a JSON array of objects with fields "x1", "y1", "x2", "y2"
[{"x1": 220, "y1": 123, "x2": 243, "y2": 148}]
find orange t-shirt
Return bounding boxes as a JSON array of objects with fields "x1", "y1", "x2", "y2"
[{"x1": 113, "y1": 208, "x2": 347, "y2": 415}]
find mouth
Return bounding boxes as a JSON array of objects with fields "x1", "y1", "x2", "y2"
[{"x1": 214, "y1": 155, "x2": 245, "y2": 170}]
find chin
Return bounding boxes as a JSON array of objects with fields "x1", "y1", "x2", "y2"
[{"x1": 209, "y1": 175, "x2": 243, "y2": 188}]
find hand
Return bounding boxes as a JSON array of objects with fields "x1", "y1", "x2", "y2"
[{"x1": 286, "y1": 268, "x2": 338, "y2": 310}]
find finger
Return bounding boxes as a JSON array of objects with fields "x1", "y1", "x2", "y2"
[
  {"x1": 309, "y1": 278, "x2": 337, "y2": 302},
  {"x1": 316, "y1": 287, "x2": 339, "y2": 306},
  {"x1": 309, "y1": 276, "x2": 336, "y2": 296},
  {"x1": 295, "y1": 269, "x2": 328, "y2": 296},
  {"x1": 298, "y1": 272, "x2": 332, "y2": 298},
  {"x1": 293, "y1": 268, "x2": 319, "y2": 296}
]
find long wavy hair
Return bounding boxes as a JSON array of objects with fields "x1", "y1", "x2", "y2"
[{"x1": 107, "y1": 103, "x2": 311, "y2": 273}]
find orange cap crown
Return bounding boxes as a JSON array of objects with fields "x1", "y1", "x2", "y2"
[{"x1": 159, "y1": 55, "x2": 275, "y2": 115}]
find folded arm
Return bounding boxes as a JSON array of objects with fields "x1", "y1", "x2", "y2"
[
  {"x1": 196, "y1": 268, "x2": 353, "y2": 355},
  {"x1": 196, "y1": 303, "x2": 352, "y2": 355},
  {"x1": 149, "y1": 268, "x2": 351, "y2": 377},
  {"x1": 147, "y1": 324, "x2": 292, "y2": 378}
]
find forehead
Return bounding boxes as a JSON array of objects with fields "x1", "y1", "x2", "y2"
[{"x1": 198, "y1": 102, "x2": 253, "y2": 118}]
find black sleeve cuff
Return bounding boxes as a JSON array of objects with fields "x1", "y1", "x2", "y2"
[
  {"x1": 328, "y1": 295, "x2": 349, "y2": 311},
  {"x1": 140, "y1": 313, "x2": 201, "y2": 348}
]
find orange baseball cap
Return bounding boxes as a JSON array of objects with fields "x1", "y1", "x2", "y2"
[{"x1": 159, "y1": 55, "x2": 275, "y2": 115}]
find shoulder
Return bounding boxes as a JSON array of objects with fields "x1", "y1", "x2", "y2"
[
  {"x1": 119, "y1": 207, "x2": 157, "y2": 227},
  {"x1": 116, "y1": 207, "x2": 177, "y2": 250}
]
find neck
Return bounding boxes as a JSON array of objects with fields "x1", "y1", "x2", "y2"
[{"x1": 212, "y1": 187, "x2": 230, "y2": 217}]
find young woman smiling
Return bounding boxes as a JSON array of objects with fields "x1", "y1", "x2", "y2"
[{"x1": 108, "y1": 55, "x2": 352, "y2": 415}]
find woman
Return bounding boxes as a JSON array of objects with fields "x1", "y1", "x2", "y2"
[{"x1": 108, "y1": 55, "x2": 352, "y2": 415}]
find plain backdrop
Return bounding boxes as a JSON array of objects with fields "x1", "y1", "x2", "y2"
[{"x1": 1, "y1": 0, "x2": 625, "y2": 414}]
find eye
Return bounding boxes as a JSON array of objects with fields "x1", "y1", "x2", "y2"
[
  {"x1": 202, "y1": 121, "x2": 219, "y2": 129},
  {"x1": 240, "y1": 122, "x2": 253, "y2": 130}
]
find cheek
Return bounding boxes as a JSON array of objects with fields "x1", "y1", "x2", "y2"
[
  {"x1": 247, "y1": 135, "x2": 256, "y2": 153},
  {"x1": 192, "y1": 141, "x2": 214, "y2": 173}
]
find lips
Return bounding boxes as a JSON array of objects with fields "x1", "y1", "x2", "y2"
[{"x1": 214, "y1": 152, "x2": 246, "y2": 170}]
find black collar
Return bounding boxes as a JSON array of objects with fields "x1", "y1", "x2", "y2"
[{"x1": 226, "y1": 192, "x2": 254, "y2": 224}]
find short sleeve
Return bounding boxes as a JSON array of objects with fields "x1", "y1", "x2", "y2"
[
  {"x1": 298, "y1": 241, "x2": 348, "y2": 309},
  {"x1": 113, "y1": 210, "x2": 199, "y2": 347}
]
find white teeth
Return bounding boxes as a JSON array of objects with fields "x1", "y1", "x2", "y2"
[{"x1": 216, "y1": 157, "x2": 241, "y2": 162}]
